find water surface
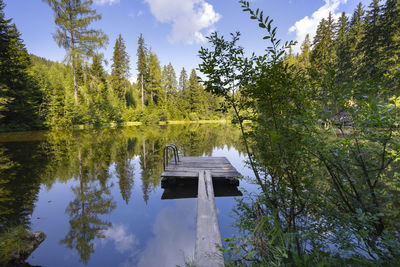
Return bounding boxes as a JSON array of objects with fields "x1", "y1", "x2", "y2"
[{"x1": 0, "y1": 124, "x2": 257, "y2": 267}]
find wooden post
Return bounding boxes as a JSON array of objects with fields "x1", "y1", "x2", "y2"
[{"x1": 195, "y1": 170, "x2": 224, "y2": 267}]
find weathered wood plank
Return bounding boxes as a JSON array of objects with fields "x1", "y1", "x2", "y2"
[
  {"x1": 195, "y1": 170, "x2": 224, "y2": 267},
  {"x1": 161, "y1": 171, "x2": 240, "y2": 178}
]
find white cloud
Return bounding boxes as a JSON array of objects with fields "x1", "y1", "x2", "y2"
[
  {"x1": 135, "y1": 200, "x2": 196, "y2": 267},
  {"x1": 144, "y1": 0, "x2": 221, "y2": 44},
  {"x1": 102, "y1": 224, "x2": 138, "y2": 254},
  {"x1": 94, "y1": 0, "x2": 120, "y2": 5},
  {"x1": 288, "y1": 0, "x2": 347, "y2": 53}
]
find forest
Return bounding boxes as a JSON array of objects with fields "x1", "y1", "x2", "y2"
[{"x1": 0, "y1": 0, "x2": 224, "y2": 132}]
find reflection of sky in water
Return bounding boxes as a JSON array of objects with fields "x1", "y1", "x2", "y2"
[{"x1": 28, "y1": 145, "x2": 255, "y2": 266}]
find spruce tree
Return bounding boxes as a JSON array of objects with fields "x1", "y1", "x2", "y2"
[
  {"x1": 147, "y1": 52, "x2": 162, "y2": 106},
  {"x1": 0, "y1": 0, "x2": 42, "y2": 129},
  {"x1": 162, "y1": 63, "x2": 177, "y2": 101},
  {"x1": 44, "y1": 0, "x2": 108, "y2": 105},
  {"x1": 380, "y1": 0, "x2": 400, "y2": 89},
  {"x1": 311, "y1": 14, "x2": 338, "y2": 110},
  {"x1": 360, "y1": 0, "x2": 383, "y2": 79},
  {"x1": 186, "y1": 69, "x2": 204, "y2": 114},
  {"x1": 90, "y1": 54, "x2": 107, "y2": 98},
  {"x1": 298, "y1": 34, "x2": 311, "y2": 68},
  {"x1": 111, "y1": 34, "x2": 130, "y2": 100},
  {"x1": 349, "y1": 2, "x2": 366, "y2": 81},
  {"x1": 335, "y1": 12, "x2": 351, "y2": 85},
  {"x1": 178, "y1": 67, "x2": 188, "y2": 91},
  {"x1": 137, "y1": 33, "x2": 148, "y2": 107}
]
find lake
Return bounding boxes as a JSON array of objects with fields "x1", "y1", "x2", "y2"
[{"x1": 0, "y1": 124, "x2": 258, "y2": 267}]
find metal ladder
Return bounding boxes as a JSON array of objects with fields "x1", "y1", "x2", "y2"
[{"x1": 163, "y1": 144, "x2": 180, "y2": 170}]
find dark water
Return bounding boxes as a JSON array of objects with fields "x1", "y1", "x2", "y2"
[{"x1": 0, "y1": 124, "x2": 257, "y2": 267}]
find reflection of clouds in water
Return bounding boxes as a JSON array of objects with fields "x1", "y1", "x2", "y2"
[
  {"x1": 135, "y1": 199, "x2": 196, "y2": 267},
  {"x1": 102, "y1": 224, "x2": 138, "y2": 254}
]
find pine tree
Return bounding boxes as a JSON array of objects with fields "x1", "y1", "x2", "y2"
[
  {"x1": 311, "y1": 13, "x2": 338, "y2": 112},
  {"x1": 380, "y1": 0, "x2": 400, "y2": 88},
  {"x1": 147, "y1": 52, "x2": 162, "y2": 106},
  {"x1": 0, "y1": 0, "x2": 42, "y2": 129},
  {"x1": 298, "y1": 34, "x2": 311, "y2": 68},
  {"x1": 360, "y1": 0, "x2": 383, "y2": 79},
  {"x1": 311, "y1": 13, "x2": 337, "y2": 70},
  {"x1": 349, "y1": 2, "x2": 366, "y2": 81},
  {"x1": 335, "y1": 12, "x2": 351, "y2": 85},
  {"x1": 137, "y1": 33, "x2": 148, "y2": 107},
  {"x1": 111, "y1": 34, "x2": 130, "y2": 100},
  {"x1": 178, "y1": 67, "x2": 188, "y2": 91},
  {"x1": 44, "y1": 0, "x2": 108, "y2": 105},
  {"x1": 161, "y1": 63, "x2": 177, "y2": 101},
  {"x1": 186, "y1": 69, "x2": 204, "y2": 114}
]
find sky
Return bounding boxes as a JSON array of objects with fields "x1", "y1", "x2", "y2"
[{"x1": 4, "y1": 0, "x2": 371, "y2": 82}]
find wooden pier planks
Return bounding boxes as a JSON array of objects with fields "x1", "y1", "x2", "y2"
[
  {"x1": 195, "y1": 170, "x2": 224, "y2": 267},
  {"x1": 161, "y1": 156, "x2": 241, "y2": 178}
]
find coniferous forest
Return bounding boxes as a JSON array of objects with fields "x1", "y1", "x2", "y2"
[{"x1": 0, "y1": 0, "x2": 224, "y2": 132}]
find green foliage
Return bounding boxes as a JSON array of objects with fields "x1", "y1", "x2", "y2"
[
  {"x1": 199, "y1": 0, "x2": 400, "y2": 265},
  {"x1": 43, "y1": 0, "x2": 108, "y2": 105},
  {"x1": 137, "y1": 33, "x2": 148, "y2": 107},
  {"x1": 111, "y1": 34, "x2": 130, "y2": 100},
  {"x1": 0, "y1": 0, "x2": 42, "y2": 131},
  {"x1": 0, "y1": 225, "x2": 32, "y2": 264},
  {"x1": 147, "y1": 52, "x2": 163, "y2": 106}
]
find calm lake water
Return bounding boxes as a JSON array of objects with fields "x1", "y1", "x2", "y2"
[{"x1": 0, "y1": 124, "x2": 258, "y2": 267}]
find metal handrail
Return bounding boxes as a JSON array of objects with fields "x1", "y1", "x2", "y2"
[
  {"x1": 167, "y1": 144, "x2": 180, "y2": 162},
  {"x1": 163, "y1": 144, "x2": 180, "y2": 170}
]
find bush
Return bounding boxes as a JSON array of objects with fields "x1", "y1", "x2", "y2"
[{"x1": 188, "y1": 112, "x2": 199, "y2": 121}]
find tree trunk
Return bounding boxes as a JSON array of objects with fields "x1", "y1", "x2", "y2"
[
  {"x1": 141, "y1": 74, "x2": 144, "y2": 107},
  {"x1": 73, "y1": 61, "x2": 78, "y2": 105}
]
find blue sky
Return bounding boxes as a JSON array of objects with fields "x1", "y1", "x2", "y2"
[{"x1": 4, "y1": 0, "x2": 370, "y2": 81}]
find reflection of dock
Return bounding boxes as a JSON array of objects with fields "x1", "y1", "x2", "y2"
[{"x1": 161, "y1": 154, "x2": 241, "y2": 267}]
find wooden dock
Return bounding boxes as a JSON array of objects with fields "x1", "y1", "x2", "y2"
[
  {"x1": 195, "y1": 170, "x2": 224, "y2": 266},
  {"x1": 161, "y1": 156, "x2": 242, "y2": 267},
  {"x1": 161, "y1": 156, "x2": 241, "y2": 187}
]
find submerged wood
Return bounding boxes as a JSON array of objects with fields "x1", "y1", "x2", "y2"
[{"x1": 195, "y1": 170, "x2": 224, "y2": 267}]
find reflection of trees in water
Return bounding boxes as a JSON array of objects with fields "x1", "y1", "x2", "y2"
[
  {"x1": 60, "y1": 148, "x2": 116, "y2": 264},
  {"x1": 0, "y1": 142, "x2": 48, "y2": 230},
  {"x1": 0, "y1": 124, "x2": 242, "y2": 263},
  {"x1": 43, "y1": 124, "x2": 242, "y2": 202}
]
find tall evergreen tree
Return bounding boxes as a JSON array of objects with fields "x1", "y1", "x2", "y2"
[
  {"x1": 298, "y1": 34, "x2": 311, "y2": 68},
  {"x1": 161, "y1": 63, "x2": 177, "y2": 101},
  {"x1": 136, "y1": 33, "x2": 148, "y2": 107},
  {"x1": 380, "y1": 0, "x2": 400, "y2": 88},
  {"x1": 178, "y1": 67, "x2": 188, "y2": 91},
  {"x1": 0, "y1": 0, "x2": 42, "y2": 129},
  {"x1": 311, "y1": 13, "x2": 337, "y2": 70},
  {"x1": 311, "y1": 13, "x2": 338, "y2": 111},
  {"x1": 186, "y1": 69, "x2": 204, "y2": 114},
  {"x1": 360, "y1": 0, "x2": 383, "y2": 79},
  {"x1": 147, "y1": 52, "x2": 162, "y2": 106},
  {"x1": 349, "y1": 2, "x2": 366, "y2": 81},
  {"x1": 111, "y1": 34, "x2": 130, "y2": 100},
  {"x1": 44, "y1": 0, "x2": 108, "y2": 105},
  {"x1": 335, "y1": 12, "x2": 351, "y2": 85}
]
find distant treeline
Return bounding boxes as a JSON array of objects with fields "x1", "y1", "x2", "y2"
[{"x1": 0, "y1": 0, "x2": 224, "y2": 132}]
